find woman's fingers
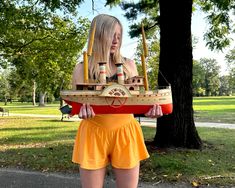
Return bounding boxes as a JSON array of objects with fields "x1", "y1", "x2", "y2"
[
  {"x1": 79, "y1": 104, "x2": 87, "y2": 119},
  {"x1": 145, "y1": 104, "x2": 163, "y2": 118},
  {"x1": 151, "y1": 104, "x2": 156, "y2": 118},
  {"x1": 79, "y1": 103, "x2": 95, "y2": 119},
  {"x1": 158, "y1": 104, "x2": 163, "y2": 117},
  {"x1": 90, "y1": 105, "x2": 96, "y2": 117},
  {"x1": 86, "y1": 104, "x2": 96, "y2": 118},
  {"x1": 144, "y1": 107, "x2": 152, "y2": 117}
]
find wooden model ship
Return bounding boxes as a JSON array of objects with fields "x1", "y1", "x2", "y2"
[{"x1": 60, "y1": 22, "x2": 173, "y2": 116}]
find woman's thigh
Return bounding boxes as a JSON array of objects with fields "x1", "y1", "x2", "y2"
[
  {"x1": 113, "y1": 163, "x2": 140, "y2": 188},
  {"x1": 79, "y1": 167, "x2": 106, "y2": 188}
]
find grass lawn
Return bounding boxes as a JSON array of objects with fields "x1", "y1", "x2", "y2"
[
  {"x1": 1, "y1": 96, "x2": 235, "y2": 123},
  {"x1": 0, "y1": 96, "x2": 235, "y2": 186},
  {"x1": 141, "y1": 126, "x2": 235, "y2": 186},
  {"x1": 0, "y1": 102, "x2": 61, "y2": 115},
  {"x1": 193, "y1": 96, "x2": 235, "y2": 124},
  {"x1": 0, "y1": 116, "x2": 235, "y2": 186}
]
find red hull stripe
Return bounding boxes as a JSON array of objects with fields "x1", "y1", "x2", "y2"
[{"x1": 65, "y1": 100, "x2": 173, "y2": 116}]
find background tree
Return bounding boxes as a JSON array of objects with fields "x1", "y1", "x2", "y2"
[
  {"x1": 0, "y1": 1, "x2": 90, "y2": 106},
  {"x1": 199, "y1": 58, "x2": 220, "y2": 96},
  {"x1": 107, "y1": 0, "x2": 235, "y2": 149},
  {"x1": 197, "y1": 0, "x2": 235, "y2": 50},
  {"x1": 225, "y1": 48, "x2": 235, "y2": 94},
  {"x1": 116, "y1": 0, "x2": 202, "y2": 148},
  {"x1": 0, "y1": 70, "x2": 10, "y2": 105},
  {"x1": 193, "y1": 60, "x2": 206, "y2": 96},
  {"x1": 219, "y1": 75, "x2": 232, "y2": 96}
]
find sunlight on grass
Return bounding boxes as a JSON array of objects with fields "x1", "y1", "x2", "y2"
[
  {"x1": 141, "y1": 127, "x2": 235, "y2": 185},
  {"x1": 1, "y1": 117, "x2": 235, "y2": 185},
  {"x1": 1, "y1": 97, "x2": 235, "y2": 185},
  {"x1": 0, "y1": 117, "x2": 80, "y2": 172},
  {"x1": 1, "y1": 102, "x2": 61, "y2": 115},
  {"x1": 193, "y1": 97, "x2": 235, "y2": 123}
]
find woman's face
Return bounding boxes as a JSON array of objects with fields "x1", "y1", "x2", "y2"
[{"x1": 110, "y1": 23, "x2": 121, "y2": 54}]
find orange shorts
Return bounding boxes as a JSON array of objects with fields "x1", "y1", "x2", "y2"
[{"x1": 72, "y1": 114, "x2": 149, "y2": 170}]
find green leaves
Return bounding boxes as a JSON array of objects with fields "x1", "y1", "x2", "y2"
[
  {"x1": 197, "y1": 0, "x2": 235, "y2": 50},
  {"x1": 0, "y1": 1, "x2": 90, "y2": 102}
]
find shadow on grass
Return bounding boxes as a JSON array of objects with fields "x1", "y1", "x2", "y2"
[
  {"x1": 40, "y1": 119, "x2": 77, "y2": 123},
  {"x1": 0, "y1": 129, "x2": 77, "y2": 144},
  {"x1": 0, "y1": 143, "x2": 79, "y2": 173},
  {"x1": 0, "y1": 126, "x2": 62, "y2": 132}
]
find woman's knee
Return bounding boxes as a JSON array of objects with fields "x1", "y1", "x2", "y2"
[
  {"x1": 79, "y1": 167, "x2": 106, "y2": 188},
  {"x1": 113, "y1": 164, "x2": 140, "y2": 188}
]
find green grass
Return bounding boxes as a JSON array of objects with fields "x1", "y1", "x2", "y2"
[
  {"x1": 0, "y1": 117, "x2": 235, "y2": 186},
  {"x1": 0, "y1": 117, "x2": 79, "y2": 172},
  {"x1": 0, "y1": 102, "x2": 61, "y2": 115},
  {"x1": 0, "y1": 97, "x2": 235, "y2": 186},
  {"x1": 193, "y1": 96, "x2": 235, "y2": 123},
  {"x1": 2, "y1": 96, "x2": 235, "y2": 123},
  {"x1": 141, "y1": 127, "x2": 235, "y2": 186}
]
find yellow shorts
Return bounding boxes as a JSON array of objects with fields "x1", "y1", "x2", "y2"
[{"x1": 72, "y1": 114, "x2": 149, "y2": 170}]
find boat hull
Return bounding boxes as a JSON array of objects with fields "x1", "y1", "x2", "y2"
[
  {"x1": 61, "y1": 85, "x2": 173, "y2": 115},
  {"x1": 64, "y1": 100, "x2": 173, "y2": 115}
]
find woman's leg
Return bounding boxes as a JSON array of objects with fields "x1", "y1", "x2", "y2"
[
  {"x1": 113, "y1": 163, "x2": 140, "y2": 188},
  {"x1": 79, "y1": 167, "x2": 106, "y2": 188}
]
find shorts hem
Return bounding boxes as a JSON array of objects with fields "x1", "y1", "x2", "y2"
[
  {"x1": 111, "y1": 155, "x2": 150, "y2": 169},
  {"x1": 72, "y1": 160, "x2": 109, "y2": 170}
]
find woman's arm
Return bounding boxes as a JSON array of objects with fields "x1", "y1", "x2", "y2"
[
  {"x1": 71, "y1": 63, "x2": 95, "y2": 119},
  {"x1": 125, "y1": 59, "x2": 138, "y2": 77},
  {"x1": 72, "y1": 63, "x2": 84, "y2": 90}
]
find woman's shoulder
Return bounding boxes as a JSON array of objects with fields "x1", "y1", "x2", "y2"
[
  {"x1": 123, "y1": 57, "x2": 135, "y2": 65},
  {"x1": 73, "y1": 62, "x2": 84, "y2": 77},
  {"x1": 122, "y1": 57, "x2": 138, "y2": 77},
  {"x1": 123, "y1": 57, "x2": 135, "y2": 67},
  {"x1": 74, "y1": 62, "x2": 83, "y2": 70}
]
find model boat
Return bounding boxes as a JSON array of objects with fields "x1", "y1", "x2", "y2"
[
  {"x1": 60, "y1": 22, "x2": 173, "y2": 116},
  {"x1": 60, "y1": 73, "x2": 173, "y2": 115}
]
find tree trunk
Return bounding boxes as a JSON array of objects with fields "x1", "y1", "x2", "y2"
[
  {"x1": 4, "y1": 95, "x2": 7, "y2": 106},
  {"x1": 32, "y1": 81, "x2": 36, "y2": 106},
  {"x1": 39, "y1": 92, "x2": 46, "y2": 106},
  {"x1": 155, "y1": 0, "x2": 202, "y2": 149}
]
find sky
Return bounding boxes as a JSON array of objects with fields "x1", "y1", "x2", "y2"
[{"x1": 77, "y1": 1, "x2": 234, "y2": 75}]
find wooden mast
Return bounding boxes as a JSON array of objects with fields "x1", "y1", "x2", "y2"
[
  {"x1": 141, "y1": 23, "x2": 149, "y2": 91},
  {"x1": 84, "y1": 19, "x2": 96, "y2": 83}
]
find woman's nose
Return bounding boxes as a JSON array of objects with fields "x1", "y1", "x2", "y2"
[{"x1": 112, "y1": 36, "x2": 118, "y2": 43}]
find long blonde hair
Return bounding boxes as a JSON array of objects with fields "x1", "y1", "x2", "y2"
[{"x1": 87, "y1": 14, "x2": 131, "y2": 80}]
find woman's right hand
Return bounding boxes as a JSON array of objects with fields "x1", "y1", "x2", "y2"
[{"x1": 78, "y1": 103, "x2": 95, "y2": 119}]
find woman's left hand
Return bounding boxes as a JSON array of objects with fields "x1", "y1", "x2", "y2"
[{"x1": 145, "y1": 104, "x2": 163, "y2": 118}]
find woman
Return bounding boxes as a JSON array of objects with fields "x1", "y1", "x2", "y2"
[{"x1": 72, "y1": 14, "x2": 163, "y2": 188}]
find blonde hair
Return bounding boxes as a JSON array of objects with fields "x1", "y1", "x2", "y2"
[{"x1": 87, "y1": 14, "x2": 131, "y2": 80}]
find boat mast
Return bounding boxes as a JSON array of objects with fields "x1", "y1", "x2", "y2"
[
  {"x1": 84, "y1": 19, "x2": 97, "y2": 83},
  {"x1": 141, "y1": 23, "x2": 149, "y2": 91}
]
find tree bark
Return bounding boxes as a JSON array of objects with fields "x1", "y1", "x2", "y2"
[
  {"x1": 32, "y1": 81, "x2": 36, "y2": 106},
  {"x1": 4, "y1": 95, "x2": 7, "y2": 106},
  {"x1": 39, "y1": 92, "x2": 46, "y2": 106},
  {"x1": 154, "y1": 0, "x2": 202, "y2": 149}
]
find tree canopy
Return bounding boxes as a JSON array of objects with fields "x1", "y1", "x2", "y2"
[{"x1": 0, "y1": 1, "x2": 90, "y2": 104}]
